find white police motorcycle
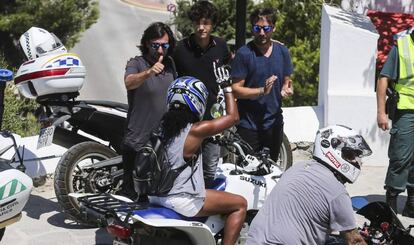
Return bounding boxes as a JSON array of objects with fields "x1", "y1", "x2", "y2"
[{"x1": 0, "y1": 69, "x2": 33, "y2": 241}]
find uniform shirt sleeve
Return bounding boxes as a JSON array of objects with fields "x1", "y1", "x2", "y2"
[
  {"x1": 380, "y1": 46, "x2": 398, "y2": 80},
  {"x1": 124, "y1": 57, "x2": 141, "y2": 79},
  {"x1": 231, "y1": 48, "x2": 248, "y2": 79},
  {"x1": 329, "y1": 192, "x2": 357, "y2": 232}
]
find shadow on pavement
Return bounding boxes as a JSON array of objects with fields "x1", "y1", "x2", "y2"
[
  {"x1": 95, "y1": 228, "x2": 114, "y2": 245},
  {"x1": 23, "y1": 194, "x2": 59, "y2": 220},
  {"x1": 47, "y1": 212, "x2": 92, "y2": 229}
]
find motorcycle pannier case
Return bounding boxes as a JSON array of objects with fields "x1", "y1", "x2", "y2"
[
  {"x1": 14, "y1": 27, "x2": 85, "y2": 101},
  {"x1": 14, "y1": 53, "x2": 86, "y2": 101}
]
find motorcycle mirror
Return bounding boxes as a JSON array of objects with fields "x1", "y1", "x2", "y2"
[{"x1": 210, "y1": 103, "x2": 224, "y2": 119}]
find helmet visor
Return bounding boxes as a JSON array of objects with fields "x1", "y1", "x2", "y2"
[
  {"x1": 35, "y1": 33, "x2": 64, "y2": 55},
  {"x1": 342, "y1": 135, "x2": 372, "y2": 158}
]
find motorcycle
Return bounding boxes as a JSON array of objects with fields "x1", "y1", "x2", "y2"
[
  {"x1": 351, "y1": 196, "x2": 414, "y2": 245},
  {"x1": 327, "y1": 197, "x2": 414, "y2": 245},
  {"x1": 75, "y1": 127, "x2": 284, "y2": 245},
  {"x1": 13, "y1": 27, "x2": 292, "y2": 223},
  {"x1": 0, "y1": 69, "x2": 33, "y2": 242}
]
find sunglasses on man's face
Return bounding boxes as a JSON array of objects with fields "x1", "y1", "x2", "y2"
[
  {"x1": 252, "y1": 25, "x2": 273, "y2": 33},
  {"x1": 150, "y1": 42, "x2": 170, "y2": 50}
]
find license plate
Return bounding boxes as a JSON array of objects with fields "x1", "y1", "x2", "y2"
[
  {"x1": 113, "y1": 240, "x2": 129, "y2": 245},
  {"x1": 37, "y1": 125, "x2": 55, "y2": 149}
]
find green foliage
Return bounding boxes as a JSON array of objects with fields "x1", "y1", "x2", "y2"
[
  {"x1": 0, "y1": 53, "x2": 39, "y2": 136},
  {"x1": 3, "y1": 86, "x2": 40, "y2": 136},
  {"x1": 172, "y1": 0, "x2": 341, "y2": 106},
  {"x1": 0, "y1": 0, "x2": 99, "y2": 67},
  {"x1": 172, "y1": 0, "x2": 255, "y2": 42},
  {"x1": 262, "y1": 0, "x2": 341, "y2": 106}
]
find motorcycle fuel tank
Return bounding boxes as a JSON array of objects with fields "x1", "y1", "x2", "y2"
[{"x1": 216, "y1": 163, "x2": 282, "y2": 210}]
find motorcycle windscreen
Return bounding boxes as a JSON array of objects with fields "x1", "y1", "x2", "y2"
[{"x1": 356, "y1": 201, "x2": 405, "y2": 229}]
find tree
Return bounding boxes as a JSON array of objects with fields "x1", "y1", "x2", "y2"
[
  {"x1": 0, "y1": 0, "x2": 99, "y2": 136},
  {"x1": 172, "y1": 0, "x2": 341, "y2": 106},
  {"x1": 0, "y1": 0, "x2": 99, "y2": 67}
]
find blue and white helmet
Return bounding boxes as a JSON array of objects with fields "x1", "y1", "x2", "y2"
[{"x1": 167, "y1": 76, "x2": 209, "y2": 120}]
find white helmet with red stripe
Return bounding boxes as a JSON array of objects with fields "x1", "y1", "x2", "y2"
[{"x1": 313, "y1": 125, "x2": 372, "y2": 183}]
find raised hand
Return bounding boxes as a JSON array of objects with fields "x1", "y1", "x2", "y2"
[
  {"x1": 213, "y1": 62, "x2": 231, "y2": 88},
  {"x1": 263, "y1": 75, "x2": 276, "y2": 95},
  {"x1": 150, "y1": 55, "x2": 164, "y2": 75},
  {"x1": 281, "y1": 79, "x2": 293, "y2": 98}
]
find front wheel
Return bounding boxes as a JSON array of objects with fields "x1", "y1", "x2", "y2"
[
  {"x1": 275, "y1": 133, "x2": 292, "y2": 171},
  {"x1": 54, "y1": 141, "x2": 118, "y2": 223}
]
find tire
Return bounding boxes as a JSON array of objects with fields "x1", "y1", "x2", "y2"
[
  {"x1": 224, "y1": 132, "x2": 293, "y2": 172},
  {"x1": 0, "y1": 227, "x2": 5, "y2": 241},
  {"x1": 275, "y1": 133, "x2": 293, "y2": 171},
  {"x1": 54, "y1": 141, "x2": 118, "y2": 223}
]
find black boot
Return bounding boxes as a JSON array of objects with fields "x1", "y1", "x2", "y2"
[
  {"x1": 402, "y1": 187, "x2": 414, "y2": 218},
  {"x1": 386, "y1": 188, "x2": 400, "y2": 213}
]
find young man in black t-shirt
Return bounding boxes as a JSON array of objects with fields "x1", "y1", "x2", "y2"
[{"x1": 173, "y1": 1, "x2": 231, "y2": 187}]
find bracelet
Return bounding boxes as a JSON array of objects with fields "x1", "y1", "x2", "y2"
[
  {"x1": 259, "y1": 87, "x2": 264, "y2": 96},
  {"x1": 223, "y1": 86, "x2": 233, "y2": 93}
]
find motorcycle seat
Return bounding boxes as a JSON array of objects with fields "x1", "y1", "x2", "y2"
[
  {"x1": 208, "y1": 177, "x2": 226, "y2": 191},
  {"x1": 79, "y1": 100, "x2": 128, "y2": 112},
  {"x1": 131, "y1": 178, "x2": 226, "y2": 222}
]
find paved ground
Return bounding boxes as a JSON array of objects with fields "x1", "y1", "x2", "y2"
[{"x1": 3, "y1": 161, "x2": 414, "y2": 244}]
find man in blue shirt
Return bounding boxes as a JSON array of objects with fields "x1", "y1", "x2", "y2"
[{"x1": 231, "y1": 7, "x2": 293, "y2": 162}]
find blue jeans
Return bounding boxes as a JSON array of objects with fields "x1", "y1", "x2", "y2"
[{"x1": 202, "y1": 140, "x2": 220, "y2": 188}]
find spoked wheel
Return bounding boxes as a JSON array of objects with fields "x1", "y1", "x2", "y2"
[
  {"x1": 54, "y1": 141, "x2": 118, "y2": 223},
  {"x1": 222, "y1": 131, "x2": 293, "y2": 172},
  {"x1": 274, "y1": 133, "x2": 292, "y2": 171}
]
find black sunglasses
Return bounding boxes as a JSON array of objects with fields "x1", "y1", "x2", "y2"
[
  {"x1": 150, "y1": 42, "x2": 170, "y2": 50},
  {"x1": 252, "y1": 25, "x2": 273, "y2": 33}
]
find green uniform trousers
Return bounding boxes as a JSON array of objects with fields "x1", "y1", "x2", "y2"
[{"x1": 385, "y1": 111, "x2": 414, "y2": 191}]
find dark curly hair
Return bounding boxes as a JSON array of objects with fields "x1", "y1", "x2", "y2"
[
  {"x1": 161, "y1": 105, "x2": 198, "y2": 144},
  {"x1": 139, "y1": 22, "x2": 176, "y2": 56},
  {"x1": 188, "y1": 0, "x2": 219, "y2": 25},
  {"x1": 249, "y1": 7, "x2": 277, "y2": 26}
]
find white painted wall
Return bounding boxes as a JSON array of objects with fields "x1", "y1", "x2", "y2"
[
  {"x1": 283, "y1": 106, "x2": 322, "y2": 142},
  {"x1": 283, "y1": 5, "x2": 389, "y2": 166},
  {"x1": 341, "y1": 0, "x2": 414, "y2": 14}
]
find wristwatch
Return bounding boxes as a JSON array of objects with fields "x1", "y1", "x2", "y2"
[
  {"x1": 259, "y1": 87, "x2": 265, "y2": 96},
  {"x1": 223, "y1": 86, "x2": 232, "y2": 93}
]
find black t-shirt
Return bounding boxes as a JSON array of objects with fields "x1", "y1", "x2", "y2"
[
  {"x1": 173, "y1": 35, "x2": 230, "y2": 120},
  {"x1": 123, "y1": 56, "x2": 175, "y2": 150}
]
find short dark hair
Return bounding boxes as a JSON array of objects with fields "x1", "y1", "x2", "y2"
[
  {"x1": 188, "y1": 0, "x2": 219, "y2": 25},
  {"x1": 140, "y1": 22, "x2": 176, "y2": 56},
  {"x1": 249, "y1": 7, "x2": 277, "y2": 26}
]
